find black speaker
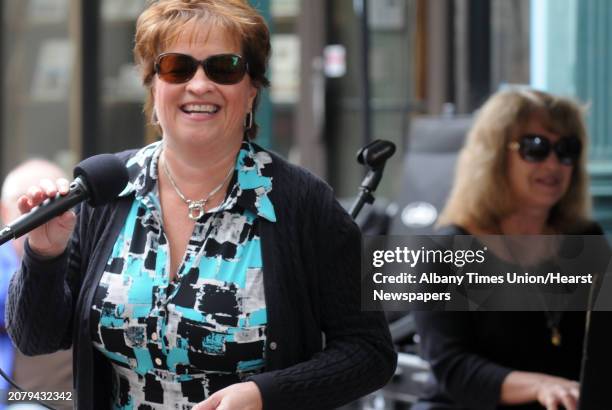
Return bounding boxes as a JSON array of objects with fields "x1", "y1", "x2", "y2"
[{"x1": 579, "y1": 311, "x2": 612, "y2": 409}]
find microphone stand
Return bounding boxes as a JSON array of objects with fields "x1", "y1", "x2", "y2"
[
  {"x1": 350, "y1": 167, "x2": 384, "y2": 219},
  {"x1": 349, "y1": 139, "x2": 396, "y2": 219}
]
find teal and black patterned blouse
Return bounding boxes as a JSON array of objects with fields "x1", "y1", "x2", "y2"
[{"x1": 90, "y1": 140, "x2": 276, "y2": 409}]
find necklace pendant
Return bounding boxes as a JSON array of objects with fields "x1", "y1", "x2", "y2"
[
  {"x1": 188, "y1": 200, "x2": 206, "y2": 221},
  {"x1": 551, "y1": 327, "x2": 562, "y2": 347}
]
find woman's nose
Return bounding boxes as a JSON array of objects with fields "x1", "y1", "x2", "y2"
[
  {"x1": 542, "y1": 149, "x2": 564, "y2": 168},
  {"x1": 186, "y1": 66, "x2": 215, "y2": 94}
]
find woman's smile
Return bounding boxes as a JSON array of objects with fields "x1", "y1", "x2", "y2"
[
  {"x1": 180, "y1": 103, "x2": 220, "y2": 115},
  {"x1": 532, "y1": 173, "x2": 563, "y2": 191},
  {"x1": 179, "y1": 101, "x2": 222, "y2": 121}
]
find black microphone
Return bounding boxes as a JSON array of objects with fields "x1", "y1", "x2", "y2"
[
  {"x1": 357, "y1": 139, "x2": 396, "y2": 169},
  {"x1": 0, "y1": 153, "x2": 128, "y2": 245}
]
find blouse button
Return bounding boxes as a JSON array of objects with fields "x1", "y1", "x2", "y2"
[
  {"x1": 155, "y1": 358, "x2": 162, "y2": 366},
  {"x1": 151, "y1": 332, "x2": 158, "y2": 341},
  {"x1": 269, "y1": 341, "x2": 278, "y2": 351}
]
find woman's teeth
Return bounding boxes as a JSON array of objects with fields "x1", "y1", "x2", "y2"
[
  {"x1": 536, "y1": 176, "x2": 559, "y2": 186},
  {"x1": 182, "y1": 104, "x2": 219, "y2": 114}
]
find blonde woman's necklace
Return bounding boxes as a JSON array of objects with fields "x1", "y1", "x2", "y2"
[{"x1": 162, "y1": 156, "x2": 234, "y2": 221}]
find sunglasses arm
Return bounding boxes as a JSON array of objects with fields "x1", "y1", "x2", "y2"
[{"x1": 508, "y1": 141, "x2": 520, "y2": 151}]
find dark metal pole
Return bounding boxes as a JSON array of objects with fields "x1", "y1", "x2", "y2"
[
  {"x1": 82, "y1": 0, "x2": 100, "y2": 157},
  {"x1": 357, "y1": 0, "x2": 372, "y2": 151},
  {"x1": 468, "y1": 0, "x2": 491, "y2": 110}
]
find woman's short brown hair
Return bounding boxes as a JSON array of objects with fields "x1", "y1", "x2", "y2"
[
  {"x1": 437, "y1": 88, "x2": 591, "y2": 233},
  {"x1": 134, "y1": 0, "x2": 271, "y2": 139}
]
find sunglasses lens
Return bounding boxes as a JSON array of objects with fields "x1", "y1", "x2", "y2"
[
  {"x1": 555, "y1": 136, "x2": 582, "y2": 165},
  {"x1": 519, "y1": 135, "x2": 550, "y2": 162},
  {"x1": 517, "y1": 134, "x2": 581, "y2": 165},
  {"x1": 205, "y1": 54, "x2": 246, "y2": 84},
  {"x1": 155, "y1": 54, "x2": 247, "y2": 85},
  {"x1": 156, "y1": 54, "x2": 196, "y2": 83}
]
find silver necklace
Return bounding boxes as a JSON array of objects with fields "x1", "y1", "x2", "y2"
[{"x1": 162, "y1": 154, "x2": 234, "y2": 221}]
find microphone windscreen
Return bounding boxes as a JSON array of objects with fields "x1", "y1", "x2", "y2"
[
  {"x1": 73, "y1": 153, "x2": 129, "y2": 207},
  {"x1": 366, "y1": 141, "x2": 396, "y2": 166}
]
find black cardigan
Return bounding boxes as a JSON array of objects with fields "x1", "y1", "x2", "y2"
[
  {"x1": 6, "y1": 146, "x2": 397, "y2": 410},
  {"x1": 413, "y1": 224, "x2": 604, "y2": 410}
]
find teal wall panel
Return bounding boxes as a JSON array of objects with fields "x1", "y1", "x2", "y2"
[
  {"x1": 250, "y1": 0, "x2": 273, "y2": 149},
  {"x1": 576, "y1": 0, "x2": 612, "y2": 231},
  {"x1": 576, "y1": 0, "x2": 612, "y2": 160},
  {"x1": 533, "y1": 0, "x2": 612, "y2": 232}
]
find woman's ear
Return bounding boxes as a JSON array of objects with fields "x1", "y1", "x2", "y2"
[
  {"x1": 147, "y1": 84, "x2": 156, "y2": 117},
  {"x1": 0, "y1": 202, "x2": 9, "y2": 225},
  {"x1": 247, "y1": 85, "x2": 257, "y2": 112},
  {"x1": 150, "y1": 80, "x2": 156, "y2": 102}
]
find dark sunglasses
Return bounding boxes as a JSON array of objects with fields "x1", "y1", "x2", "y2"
[
  {"x1": 154, "y1": 53, "x2": 248, "y2": 85},
  {"x1": 508, "y1": 134, "x2": 582, "y2": 166}
]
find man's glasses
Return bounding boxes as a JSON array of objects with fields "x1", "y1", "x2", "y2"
[
  {"x1": 154, "y1": 53, "x2": 248, "y2": 85},
  {"x1": 508, "y1": 134, "x2": 582, "y2": 166}
]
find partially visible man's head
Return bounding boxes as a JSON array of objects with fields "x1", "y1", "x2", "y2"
[{"x1": 1, "y1": 159, "x2": 66, "y2": 257}]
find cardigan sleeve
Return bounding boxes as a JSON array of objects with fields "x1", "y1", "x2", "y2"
[
  {"x1": 249, "y1": 194, "x2": 397, "y2": 409},
  {"x1": 5, "y1": 206, "x2": 85, "y2": 356},
  {"x1": 413, "y1": 311, "x2": 512, "y2": 410}
]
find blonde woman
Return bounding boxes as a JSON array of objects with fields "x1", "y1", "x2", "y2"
[{"x1": 413, "y1": 88, "x2": 601, "y2": 410}]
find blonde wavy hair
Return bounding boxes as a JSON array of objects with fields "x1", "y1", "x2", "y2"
[
  {"x1": 134, "y1": 0, "x2": 271, "y2": 139},
  {"x1": 437, "y1": 88, "x2": 591, "y2": 233}
]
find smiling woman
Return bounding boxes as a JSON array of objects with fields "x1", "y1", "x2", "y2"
[
  {"x1": 5, "y1": 1, "x2": 396, "y2": 410},
  {"x1": 437, "y1": 88, "x2": 591, "y2": 234},
  {"x1": 412, "y1": 88, "x2": 603, "y2": 410}
]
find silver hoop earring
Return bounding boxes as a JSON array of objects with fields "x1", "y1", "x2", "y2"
[{"x1": 244, "y1": 111, "x2": 253, "y2": 130}]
